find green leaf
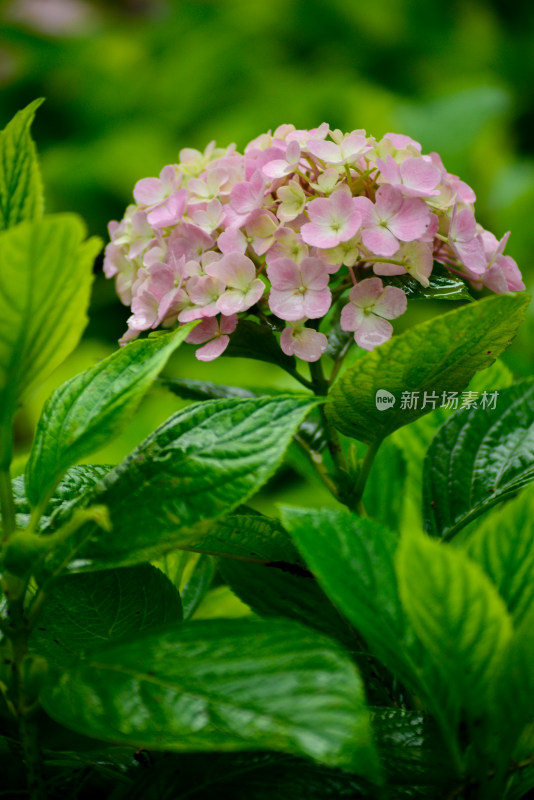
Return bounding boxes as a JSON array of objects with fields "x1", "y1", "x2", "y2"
[
  {"x1": 183, "y1": 512, "x2": 303, "y2": 565},
  {"x1": 0, "y1": 99, "x2": 44, "y2": 230},
  {"x1": 160, "y1": 376, "x2": 256, "y2": 401},
  {"x1": 30, "y1": 564, "x2": 182, "y2": 667},
  {"x1": 12, "y1": 465, "x2": 111, "y2": 531},
  {"x1": 225, "y1": 319, "x2": 297, "y2": 372},
  {"x1": 45, "y1": 396, "x2": 320, "y2": 571},
  {"x1": 326, "y1": 293, "x2": 530, "y2": 444},
  {"x1": 382, "y1": 262, "x2": 474, "y2": 301},
  {"x1": 41, "y1": 619, "x2": 376, "y2": 772},
  {"x1": 219, "y1": 559, "x2": 359, "y2": 652},
  {"x1": 179, "y1": 554, "x2": 215, "y2": 619},
  {"x1": 0, "y1": 215, "x2": 101, "y2": 464},
  {"x1": 396, "y1": 532, "x2": 513, "y2": 721},
  {"x1": 25, "y1": 326, "x2": 195, "y2": 508},
  {"x1": 371, "y1": 708, "x2": 456, "y2": 795},
  {"x1": 279, "y1": 507, "x2": 411, "y2": 684},
  {"x1": 363, "y1": 437, "x2": 408, "y2": 529},
  {"x1": 464, "y1": 489, "x2": 534, "y2": 626},
  {"x1": 423, "y1": 380, "x2": 534, "y2": 539}
]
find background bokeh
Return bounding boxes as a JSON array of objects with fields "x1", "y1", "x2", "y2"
[{"x1": 1, "y1": 0, "x2": 533, "y2": 480}]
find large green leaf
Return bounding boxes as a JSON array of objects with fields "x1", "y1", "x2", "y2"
[
  {"x1": 41, "y1": 619, "x2": 376, "y2": 772},
  {"x1": 396, "y1": 533, "x2": 513, "y2": 721},
  {"x1": 464, "y1": 489, "x2": 534, "y2": 626},
  {"x1": 0, "y1": 99, "x2": 43, "y2": 230},
  {"x1": 279, "y1": 507, "x2": 411, "y2": 684},
  {"x1": 423, "y1": 380, "x2": 534, "y2": 539},
  {"x1": 219, "y1": 559, "x2": 359, "y2": 653},
  {"x1": 30, "y1": 564, "x2": 182, "y2": 666},
  {"x1": 25, "y1": 326, "x2": 195, "y2": 508},
  {"x1": 43, "y1": 396, "x2": 319, "y2": 571},
  {"x1": 0, "y1": 215, "x2": 101, "y2": 465},
  {"x1": 182, "y1": 512, "x2": 303, "y2": 565},
  {"x1": 326, "y1": 293, "x2": 529, "y2": 444},
  {"x1": 279, "y1": 506, "x2": 494, "y2": 773}
]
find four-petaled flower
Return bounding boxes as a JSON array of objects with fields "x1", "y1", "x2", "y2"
[
  {"x1": 353, "y1": 185, "x2": 431, "y2": 258},
  {"x1": 301, "y1": 188, "x2": 362, "y2": 248},
  {"x1": 340, "y1": 277, "x2": 407, "y2": 350},
  {"x1": 267, "y1": 257, "x2": 331, "y2": 321}
]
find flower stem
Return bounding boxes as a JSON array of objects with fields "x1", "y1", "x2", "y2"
[
  {"x1": 0, "y1": 468, "x2": 16, "y2": 542},
  {"x1": 349, "y1": 438, "x2": 382, "y2": 510},
  {"x1": 309, "y1": 359, "x2": 349, "y2": 494}
]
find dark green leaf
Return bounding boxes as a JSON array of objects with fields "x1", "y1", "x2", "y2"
[
  {"x1": 219, "y1": 559, "x2": 358, "y2": 652},
  {"x1": 41, "y1": 618, "x2": 377, "y2": 772},
  {"x1": 225, "y1": 319, "x2": 297, "y2": 372},
  {"x1": 363, "y1": 437, "x2": 408, "y2": 529},
  {"x1": 326, "y1": 293, "x2": 529, "y2": 444},
  {"x1": 381, "y1": 262, "x2": 474, "y2": 301},
  {"x1": 464, "y1": 489, "x2": 534, "y2": 626},
  {"x1": 371, "y1": 708, "x2": 456, "y2": 794},
  {"x1": 396, "y1": 532, "x2": 513, "y2": 721},
  {"x1": 0, "y1": 99, "x2": 44, "y2": 230},
  {"x1": 160, "y1": 376, "x2": 256, "y2": 401},
  {"x1": 183, "y1": 513, "x2": 303, "y2": 565},
  {"x1": 44, "y1": 396, "x2": 320, "y2": 571},
  {"x1": 30, "y1": 564, "x2": 182, "y2": 666},
  {"x1": 179, "y1": 554, "x2": 215, "y2": 619},
  {"x1": 25, "y1": 325, "x2": 195, "y2": 508},
  {"x1": 423, "y1": 380, "x2": 534, "y2": 539},
  {"x1": 0, "y1": 215, "x2": 101, "y2": 464}
]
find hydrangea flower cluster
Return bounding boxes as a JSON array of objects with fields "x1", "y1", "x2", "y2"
[{"x1": 104, "y1": 124, "x2": 524, "y2": 362}]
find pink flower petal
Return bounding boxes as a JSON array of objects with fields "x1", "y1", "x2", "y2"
[
  {"x1": 300, "y1": 257, "x2": 329, "y2": 290},
  {"x1": 362, "y1": 226, "x2": 400, "y2": 257},
  {"x1": 388, "y1": 198, "x2": 430, "y2": 242},
  {"x1": 267, "y1": 258, "x2": 301, "y2": 290},
  {"x1": 375, "y1": 185, "x2": 403, "y2": 219},
  {"x1": 349, "y1": 277, "x2": 386, "y2": 306},
  {"x1": 208, "y1": 253, "x2": 256, "y2": 290},
  {"x1": 280, "y1": 326, "x2": 328, "y2": 361},
  {"x1": 195, "y1": 335, "x2": 230, "y2": 361},
  {"x1": 302, "y1": 287, "x2": 332, "y2": 318},
  {"x1": 340, "y1": 302, "x2": 365, "y2": 331},
  {"x1": 354, "y1": 316, "x2": 393, "y2": 351},
  {"x1": 372, "y1": 285, "x2": 407, "y2": 319},
  {"x1": 268, "y1": 289, "x2": 305, "y2": 321},
  {"x1": 134, "y1": 177, "x2": 164, "y2": 206}
]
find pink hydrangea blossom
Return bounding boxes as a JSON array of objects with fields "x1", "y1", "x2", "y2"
[
  {"x1": 353, "y1": 185, "x2": 431, "y2": 258},
  {"x1": 301, "y1": 188, "x2": 362, "y2": 248},
  {"x1": 280, "y1": 324, "x2": 328, "y2": 361},
  {"x1": 340, "y1": 277, "x2": 407, "y2": 350},
  {"x1": 376, "y1": 154, "x2": 441, "y2": 198},
  {"x1": 106, "y1": 123, "x2": 524, "y2": 365},
  {"x1": 267, "y1": 257, "x2": 331, "y2": 320},
  {"x1": 186, "y1": 314, "x2": 238, "y2": 361}
]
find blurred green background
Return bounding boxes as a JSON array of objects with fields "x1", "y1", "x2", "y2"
[{"x1": 2, "y1": 0, "x2": 533, "y2": 481}]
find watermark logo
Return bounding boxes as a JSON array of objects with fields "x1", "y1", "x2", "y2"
[
  {"x1": 375, "y1": 389, "x2": 396, "y2": 410},
  {"x1": 374, "y1": 389, "x2": 499, "y2": 411}
]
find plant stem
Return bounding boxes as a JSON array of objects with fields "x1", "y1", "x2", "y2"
[
  {"x1": 0, "y1": 468, "x2": 16, "y2": 542},
  {"x1": 350, "y1": 438, "x2": 382, "y2": 510},
  {"x1": 309, "y1": 359, "x2": 349, "y2": 483},
  {"x1": 293, "y1": 434, "x2": 340, "y2": 499}
]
